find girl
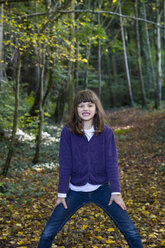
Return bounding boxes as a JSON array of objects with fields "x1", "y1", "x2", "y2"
[{"x1": 38, "y1": 90, "x2": 143, "y2": 248}]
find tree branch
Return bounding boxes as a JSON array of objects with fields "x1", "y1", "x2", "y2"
[
  {"x1": 39, "y1": 0, "x2": 72, "y2": 33},
  {"x1": 6, "y1": 9, "x2": 165, "y2": 29},
  {"x1": 0, "y1": 0, "x2": 33, "y2": 3}
]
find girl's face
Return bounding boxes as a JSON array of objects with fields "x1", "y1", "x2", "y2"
[{"x1": 77, "y1": 101, "x2": 96, "y2": 122}]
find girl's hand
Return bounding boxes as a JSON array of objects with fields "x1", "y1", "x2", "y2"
[
  {"x1": 108, "y1": 195, "x2": 126, "y2": 210},
  {"x1": 54, "y1": 197, "x2": 68, "y2": 209}
]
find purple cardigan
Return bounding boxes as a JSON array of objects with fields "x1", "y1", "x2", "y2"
[{"x1": 58, "y1": 124, "x2": 121, "y2": 194}]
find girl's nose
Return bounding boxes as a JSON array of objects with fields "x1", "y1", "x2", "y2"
[{"x1": 83, "y1": 105, "x2": 89, "y2": 110}]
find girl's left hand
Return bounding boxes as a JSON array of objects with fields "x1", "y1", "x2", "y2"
[{"x1": 108, "y1": 195, "x2": 126, "y2": 210}]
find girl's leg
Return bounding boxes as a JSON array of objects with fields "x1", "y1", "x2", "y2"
[
  {"x1": 91, "y1": 184, "x2": 143, "y2": 248},
  {"x1": 38, "y1": 190, "x2": 89, "y2": 248}
]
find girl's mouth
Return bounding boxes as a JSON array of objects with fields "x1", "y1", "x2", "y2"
[{"x1": 82, "y1": 112, "x2": 90, "y2": 116}]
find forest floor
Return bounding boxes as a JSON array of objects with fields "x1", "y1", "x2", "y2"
[{"x1": 0, "y1": 107, "x2": 165, "y2": 248}]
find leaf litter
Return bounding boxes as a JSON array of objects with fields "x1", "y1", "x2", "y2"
[{"x1": 0, "y1": 108, "x2": 165, "y2": 247}]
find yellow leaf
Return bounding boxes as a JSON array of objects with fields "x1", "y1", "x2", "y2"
[
  {"x1": 107, "y1": 227, "x2": 115, "y2": 232},
  {"x1": 81, "y1": 58, "x2": 87, "y2": 63},
  {"x1": 106, "y1": 240, "x2": 116, "y2": 244},
  {"x1": 17, "y1": 240, "x2": 23, "y2": 245},
  {"x1": 96, "y1": 235, "x2": 103, "y2": 239},
  {"x1": 161, "y1": 240, "x2": 165, "y2": 246},
  {"x1": 1, "y1": 236, "x2": 7, "y2": 240},
  {"x1": 16, "y1": 223, "x2": 22, "y2": 227},
  {"x1": 149, "y1": 233, "x2": 157, "y2": 238},
  {"x1": 10, "y1": 241, "x2": 15, "y2": 244},
  {"x1": 31, "y1": 238, "x2": 39, "y2": 241},
  {"x1": 82, "y1": 224, "x2": 88, "y2": 230}
]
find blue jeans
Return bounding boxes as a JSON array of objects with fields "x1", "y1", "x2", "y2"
[{"x1": 38, "y1": 184, "x2": 143, "y2": 248}]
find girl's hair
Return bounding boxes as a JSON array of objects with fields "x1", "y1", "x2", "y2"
[{"x1": 68, "y1": 90, "x2": 106, "y2": 135}]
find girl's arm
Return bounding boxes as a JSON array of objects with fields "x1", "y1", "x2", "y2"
[
  {"x1": 58, "y1": 127, "x2": 72, "y2": 195},
  {"x1": 105, "y1": 127, "x2": 126, "y2": 210},
  {"x1": 105, "y1": 127, "x2": 121, "y2": 193}
]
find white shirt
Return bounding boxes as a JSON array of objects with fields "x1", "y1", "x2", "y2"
[{"x1": 58, "y1": 126, "x2": 120, "y2": 198}]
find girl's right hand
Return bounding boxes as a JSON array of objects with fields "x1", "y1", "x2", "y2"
[{"x1": 54, "y1": 197, "x2": 68, "y2": 209}]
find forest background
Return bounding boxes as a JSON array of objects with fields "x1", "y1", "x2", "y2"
[{"x1": 0, "y1": 0, "x2": 165, "y2": 247}]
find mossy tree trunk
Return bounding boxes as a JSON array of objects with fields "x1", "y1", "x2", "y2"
[{"x1": 2, "y1": 52, "x2": 21, "y2": 176}]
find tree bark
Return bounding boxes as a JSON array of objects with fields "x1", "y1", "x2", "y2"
[
  {"x1": 142, "y1": 1, "x2": 156, "y2": 96},
  {"x1": 155, "y1": 2, "x2": 162, "y2": 108},
  {"x1": 164, "y1": 0, "x2": 165, "y2": 81},
  {"x1": 54, "y1": 86, "x2": 67, "y2": 123},
  {"x1": 67, "y1": 0, "x2": 75, "y2": 114},
  {"x1": 164, "y1": 0, "x2": 165, "y2": 86},
  {"x1": 42, "y1": 67, "x2": 53, "y2": 108},
  {"x1": 98, "y1": 1, "x2": 102, "y2": 99},
  {"x1": 33, "y1": 48, "x2": 46, "y2": 164},
  {"x1": 135, "y1": 0, "x2": 147, "y2": 108},
  {"x1": 2, "y1": 52, "x2": 21, "y2": 176},
  {"x1": 106, "y1": 53, "x2": 115, "y2": 107},
  {"x1": 0, "y1": 3, "x2": 5, "y2": 89},
  {"x1": 84, "y1": 42, "x2": 90, "y2": 90},
  {"x1": 75, "y1": 36, "x2": 79, "y2": 94},
  {"x1": 119, "y1": 2, "x2": 134, "y2": 107}
]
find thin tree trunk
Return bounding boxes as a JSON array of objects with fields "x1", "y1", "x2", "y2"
[
  {"x1": 33, "y1": 48, "x2": 46, "y2": 164},
  {"x1": 164, "y1": 0, "x2": 165, "y2": 90},
  {"x1": 135, "y1": 0, "x2": 147, "y2": 108},
  {"x1": 2, "y1": 53, "x2": 21, "y2": 176},
  {"x1": 119, "y1": 2, "x2": 134, "y2": 107},
  {"x1": 98, "y1": 3, "x2": 102, "y2": 98},
  {"x1": 84, "y1": 42, "x2": 90, "y2": 90},
  {"x1": 164, "y1": 0, "x2": 165, "y2": 84},
  {"x1": 75, "y1": 36, "x2": 79, "y2": 94},
  {"x1": 42, "y1": 67, "x2": 53, "y2": 108},
  {"x1": 54, "y1": 86, "x2": 67, "y2": 123},
  {"x1": 106, "y1": 54, "x2": 115, "y2": 107},
  {"x1": 155, "y1": 3, "x2": 162, "y2": 108},
  {"x1": 0, "y1": 3, "x2": 5, "y2": 89},
  {"x1": 67, "y1": 0, "x2": 75, "y2": 114},
  {"x1": 142, "y1": 1, "x2": 156, "y2": 97}
]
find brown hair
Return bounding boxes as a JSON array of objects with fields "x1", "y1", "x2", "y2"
[{"x1": 68, "y1": 90, "x2": 106, "y2": 135}]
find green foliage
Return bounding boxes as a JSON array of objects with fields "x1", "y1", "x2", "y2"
[
  {"x1": 114, "y1": 128, "x2": 129, "y2": 134},
  {"x1": 0, "y1": 81, "x2": 15, "y2": 130},
  {"x1": 1, "y1": 0, "x2": 165, "y2": 129}
]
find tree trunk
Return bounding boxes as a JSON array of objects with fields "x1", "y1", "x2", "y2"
[
  {"x1": 2, "y1": 52, "x2": 21, "y2": 176},
  {"x1": 155, "y1": 4, "x2": 162, "y2": 108},
  {"x1": 33, "y1": 48, "x2": 46, "y2": 164},
  {"x1": 98, "y1": 3, "x2": 102, "y2": 99},
  {"x1": 119, "y1": 2, "x2": 134, "y2": 107},
  {"x1": 54, "y1": 86, "x2": 67, "y2": 123},
  {"x1": 84, "y1": 42, "x2": 90, "y2": 90},
  {"x1": 164, "y1": 0, "x2": 165, "y2": 87},
  {"x1": 42, "y1": 67, "x2": 53, "y2": 108},
  {"x1": 106, "y1": 54, "x2": 115, "y2": 107},
  {"x1": 0, "y1": 3, "x2": 5, "y2": 89},
  {"x1": 67, "y1": 0, "x2": 75, "y2": 114},
  {"x1": 142, "y1": 1, "x2": 156, "y2": 99},
  {"x1": 135, "y1": 0, "x2": 147, "y2": 108},
  {"x1": 75, "y1": 36, "x2": 79, "y2": 94}
]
